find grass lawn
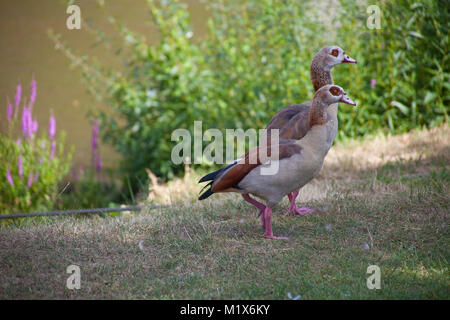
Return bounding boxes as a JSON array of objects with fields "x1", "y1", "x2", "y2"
[{"x1": 0, "y1": 125, "x2": 448, "y2": 299}]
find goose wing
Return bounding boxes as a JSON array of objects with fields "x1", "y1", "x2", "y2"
[{"x1": 198, "y1": 141, "x2": 302, "y2": 199}]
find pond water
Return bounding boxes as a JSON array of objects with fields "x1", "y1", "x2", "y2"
[{"x1": 0, "y1": 0, "x2": 208, "y2": 170}]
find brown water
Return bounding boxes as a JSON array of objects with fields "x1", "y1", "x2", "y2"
[{"x1": 0, "y1": 0, "x2": 208, "y2": 169}]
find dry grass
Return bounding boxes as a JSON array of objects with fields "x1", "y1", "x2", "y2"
[
  {"x1": 324, "y1": 125, "x2": 449, "y2": 177},
  {"x1": 0, "y1": 125, "x2": 448, "y2": 299}
]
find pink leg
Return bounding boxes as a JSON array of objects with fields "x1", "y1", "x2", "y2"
[
  {"x1": 242, "y1": 194, "x2": 266, "y2": 228},
  {"x1": 283, "y1": 189, "x2": 314, "y2": 216},
  {"x1": 263, "y1": 207, "x2": 288, "y2": 240}
]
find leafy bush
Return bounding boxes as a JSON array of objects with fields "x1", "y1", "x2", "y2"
[
  {"x1": 58, "y1": 120, "x2": 123, "y2": 211},
  {"x1": 59, "y1": 173, "x2": 121, "y2": 210},
  {"x1": 334, "y1": 0, "x2": 449, "y2": 138},
  {"x1": 0, "y1": 79, "x2": 73, "y2": 221},
  {"x1": 51, "y1": 0, "x2": 449, "y2": 190}
]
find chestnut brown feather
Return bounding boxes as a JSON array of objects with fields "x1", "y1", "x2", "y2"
[{"x1": 210, "y1": 142, "x2": 302, "y2": 193}]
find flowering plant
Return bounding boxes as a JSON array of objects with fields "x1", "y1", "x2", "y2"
[{"x1": 0, "y1": 77, "x2": 72, "y2": 221}]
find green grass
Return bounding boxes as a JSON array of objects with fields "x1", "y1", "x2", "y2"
[{"x1": 0, "y1": 126, "x2": 448, "y2": 299}]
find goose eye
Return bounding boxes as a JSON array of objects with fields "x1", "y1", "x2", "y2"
[
  {"x1": 331, "y1": 49, "x2": 339, "y2": 57},
  {"x1": 329, "y1": 86, "x2": 340, "y2": 96}
]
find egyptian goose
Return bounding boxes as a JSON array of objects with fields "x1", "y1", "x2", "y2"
[
  {"x1": 199, "y1": 85, "x2": 356, "y2": 239},
  {"x1": 246, "y1": 46, "x2": 356, "y2": 217}
]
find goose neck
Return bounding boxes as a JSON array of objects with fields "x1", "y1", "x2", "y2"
[
  {"x1": 310, "y1": 58, "x2": 333, "y2": 92},
  {"x1": 309, "y1": 99, "x2": 328, "y2": 128}
]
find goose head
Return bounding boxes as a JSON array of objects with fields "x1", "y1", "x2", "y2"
[
  {"x1": 317, "y1": 46, "x2": 357, "y2": 69},
  {"x1": 315, "y1": 85, "x2": 356, "y2": 106}
]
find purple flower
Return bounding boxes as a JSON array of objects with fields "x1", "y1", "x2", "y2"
[
  {"x1": 72, "y1": 168, "x2": 78, "y2": 181},
  {"x1": 32, "y1": 119, "x2": 38, "y2": 134},
  {"x1": 33, "y1": 171, "x2": 40, "y2": 183},
  {"x1": 6, "y1": 103, "x2": 13, "y2": 121},
  {"x1": 370, "y1": 79, "x2": 377, "y2": 88},
  {"x1": 27, "y1": 172, "x2": 33, "y2": 188},
  {"x1": 21, "y1": 107, "x2": 33, "y2": 139},
  {"x1": 29, "y1": 78, "x2": 37, "y2": 108},
  {"x1": 96, "y1": 155, "x2": 102, "y2": 172},
  {"x1": 6, "y1": 170, "x2": 14, "y2": 186},
  {"x1": 21, "y1": 107, "x2": 28, "y2": 134},
  {"x1": 18, "y1": 155, "x2": 23, "y2": 178},
  {"x1": 49, "y1": 115, "x2": 56, "y2": 139},
  {"x1": 91, "y1": 120, "x2": 99, "y2": 155},
  {"x1": 16, "y1": 138, "x2": 21, "y2": 146},
  {"x1": 50, "y1": 140, "x2": 56, "y2": 160},
  {"x1": 14, "y1": 84, "x2": 22, "y2": 109},
  {"x1": 92, "y1": 120, "x2": 101, "y2": 172}
]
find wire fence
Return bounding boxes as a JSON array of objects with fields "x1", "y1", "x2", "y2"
[{"x1": 0, "y1": 205, "x2": 162, "y2": 220}]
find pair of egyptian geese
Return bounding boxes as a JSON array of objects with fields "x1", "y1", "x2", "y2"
[{"x1": 198, "y1": 46, "x2": 357, "y2": 239}]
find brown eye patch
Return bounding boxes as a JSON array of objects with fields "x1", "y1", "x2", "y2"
[
  {"x1": 331, "y1": 49, "x2": 339, "y2": 57},
  {"x1": 329, "y1": 86, "x2": 341, "y2": 96}
]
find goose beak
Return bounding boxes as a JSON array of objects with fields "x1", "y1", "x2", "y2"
[
  {"x1": 339, "y1": 95, "x2": 356, "y2": 106},
  {"x1": 342, "y1": 55, "x2": 357, "y2": 64}
]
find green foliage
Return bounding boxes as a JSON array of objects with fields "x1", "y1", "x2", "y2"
[
  {"x1": 204, "y1": 0, "x2": 326, "y2": 128},
  {"x1": 59, "y1": 171, "x2": 121, "y2": 210},
  {"x1": 100, "y1": 0, "x2": 213, "y2": 182},
  {"x1": 334, "y1": 0, "x2": 449, "y2": 138},
  {"x1": 51, "y1": 0, "x2": 449, "y2": 189}
]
